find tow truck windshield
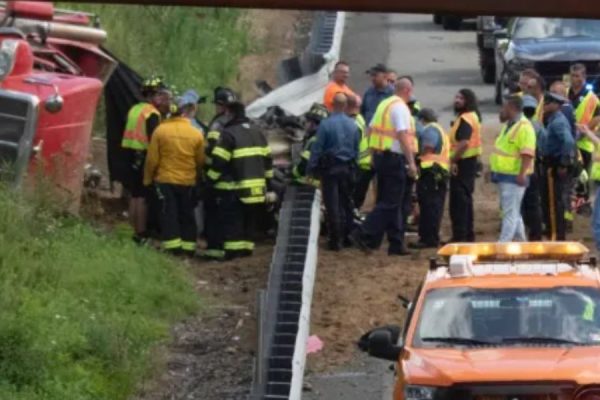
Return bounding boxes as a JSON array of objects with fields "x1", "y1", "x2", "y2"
[
  {"x1": 414, "y1": 287, "x2": 600, "y2": 347},
  {"x1": 514, "y1": 18, "x2": 600, "y2": 40}
]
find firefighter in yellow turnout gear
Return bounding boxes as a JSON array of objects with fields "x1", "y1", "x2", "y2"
[
  {"x1": 293, "y1": 103, "x2": 329, "y2": 187},
  {"x1": 204, "y1": 94, "x2": 274, "y2": 260},
  {"x1": 121, "y1": 76, "x2": 170, "y2": 243},
  {"x1": 409, "y1": 108, "x2": 450, "y2": 249},
  {"x1": 143, "y1": 94, "x2": 205, "y2": 255}
]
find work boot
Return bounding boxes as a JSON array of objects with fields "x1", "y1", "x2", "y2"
[
  {"x1": 408, "y1": 242, "x2": 437, "y2": 250},
  {"x1": 132, "y1": 232, "x2": 150, "y2": 246},
  {"x1": 348, "y1": 229, "x2": 372, "y2": 254},
  {"x1": 327, "y1": 242, "x2": 342, "y2": 252},
  {"x1": 388, "y1": 247, "x2": 412, "y2": 256}
]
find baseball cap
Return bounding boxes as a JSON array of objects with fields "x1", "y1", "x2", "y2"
[
  {"x1": 417, "y1": 108, "x2": 438, "y2": 122},
  {"x1": 521, "y1": 94, "x2": 538, "y2": 109},
  {"x1": 544, "y1": 92, "x2": 567, "y2": 105},
  {"x1": 366, "y1": 63, "x2": 388, "y2": 75},
  {"x1": 176, "y1": 89, "x2": 200, "y2": 107}
]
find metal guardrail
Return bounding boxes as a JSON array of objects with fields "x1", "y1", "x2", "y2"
[
  {"x1": 249, "y1": 186, "x2": 321, "y2": 399},
  {"x1": 246, "y1": 12, "x2": 346, "y2": 118},
  {"x1": 300, "y1": 11, "x2": 339, "y2": 76},
  {"x1": 278, "y1": 11, "x2": 339, "y2": 85}
]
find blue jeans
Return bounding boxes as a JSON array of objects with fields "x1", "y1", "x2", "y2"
[
  {"x1": 498, "y1": 182, "x2": 527, "y2": 243},
  {"x1": 593, "y1": 186, "x2": 600, "y2": 251}
]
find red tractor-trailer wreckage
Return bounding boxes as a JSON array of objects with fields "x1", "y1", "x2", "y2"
[{"x1": 0, "y1": 1, "x2": 118, "y2": 209}]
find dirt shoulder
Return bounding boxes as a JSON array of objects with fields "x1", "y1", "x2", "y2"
[{"x1": 83, "y1": 9, "x2": 314, "y2": 400}]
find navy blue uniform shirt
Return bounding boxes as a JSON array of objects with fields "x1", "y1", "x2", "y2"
[
  {"x1": 543, "y1": 110, "x2": 576, "y2": 160},
  {"x1": 361, "y1": 85, "x2": 394, "y2": 124},
  {"x1": 308, "y1": 112, "x2": 360, "y2": 173}
]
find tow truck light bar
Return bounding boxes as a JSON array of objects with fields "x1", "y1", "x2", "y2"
[{"x1": 438, "y1": 242, "x2": 589, "y2": 262}]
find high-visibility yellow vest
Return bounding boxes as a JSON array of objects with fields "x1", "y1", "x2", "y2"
[
  {"x1": 410, "y1": 116, "x2": 419, "y2": 154},
  {"x1": 368, "y1": 95, "x2": 416, "y2": 153},
  {"x1": 355, "y1": 114, "x2": 371, "y2": 170},
  {"x1": 576, "y1": 91, "x2": 600, "y2": 153},
  {"x1": 449, "y1": 111, "x2": 482, "y2": 159},
  {"x1": 490, "y1": 116, "x2": 536, "y2": 176},
  {"x1": 591, "y1": 142, "x2": 600, "y2": 182},
  {"x1": 420, "y1": 122, "x2": 450, "y2": 172},
  {"x1": 121, "y1": 103, "x2": 160, "y2": 151}
]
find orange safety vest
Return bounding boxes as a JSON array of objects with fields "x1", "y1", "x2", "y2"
[
  {"x1": 368, "y1": 95, "x2": 416, "y2": 153},
  {"x1": 420, "y1": 122, "x2": 450, "y2": 172},
  {"x1": 449, "y1": 111, "x2": 482, "y2": 159},
  {"x1": 121, "y1": 102, "x2": 161, "y2": 151}
]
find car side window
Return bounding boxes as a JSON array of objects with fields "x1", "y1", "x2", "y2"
[{"x1": 402, "y1": 281, "x2": 424, "y2": 342}]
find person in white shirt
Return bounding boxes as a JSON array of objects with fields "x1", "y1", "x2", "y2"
[{"x1": 350, "y1": 78, "x2": 418, "y2": 256}]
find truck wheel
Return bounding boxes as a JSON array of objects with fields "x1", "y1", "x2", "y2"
[
  {"x1": 433, "y1": 14, "x2": 442, "y2": 25},
  {"x1": 442, "y1": 16, "x2": 462, "y2": 31}
]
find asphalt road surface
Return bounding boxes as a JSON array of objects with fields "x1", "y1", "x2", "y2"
[{"x1": 304, "y1": 12, "x2": 501, "y2": 400}]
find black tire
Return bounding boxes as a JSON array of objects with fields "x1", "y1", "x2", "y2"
[
  {"x1": 482, "y1": 65, "x2": 495, "y2": 84},
  {"x1": 442, "y1": 16, "x2": 462, "y2": 31},
  {"x1": 433, "y1": 14, "x2": 442, "y2": 25}
]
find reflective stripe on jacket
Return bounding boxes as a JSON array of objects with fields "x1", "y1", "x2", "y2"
[
  {"x1": 293, "y1": 136, "x2": 320, "y2": 187},
  {"x1": 207, "y1": 119, "x2": 273, "y2": 204},
  {"x1": 368, "y1": 95, "x2": 415, "y2": 152},
  {"x1": 490, "y1": 116, "x2": 536, "y2": 176},
  {"x1": 420, "y1": 122, "x2": 450, "y2": 172},
  {"x1": 449, "y1": 111, "x2": 482, "y2": 159},
  {"x1": 576, "y1": 91, "x2": 600, "y2": 153},
  {"x1": 354, "y1": 114, "x2": 371, "y2": 170},
  {"x1": 122, "y1": 103, "x2": 160, "y2": 151}
]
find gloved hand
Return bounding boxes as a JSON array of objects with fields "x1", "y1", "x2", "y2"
[
  {"x1": 265, "y1": 191, "x2": 278, "y2": 204},
  {"x1": 579, "y1": 169, "x2": 590, "y2": 185}
]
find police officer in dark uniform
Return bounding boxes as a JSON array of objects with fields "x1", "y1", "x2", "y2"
[
  {"x1": 521, "y1": 95, "x2": 547, "y2": 241},
  {"x1": 541, "y1": 92, "x2": 576, "y2": 241},
  {"x1": 410, "y1": 108, "x2": 450, "y2": 249},
  {"x1": 307, "y1": 93, "x2": 360, "y2": 251}
]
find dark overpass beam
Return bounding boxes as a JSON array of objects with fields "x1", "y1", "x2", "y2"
[{"x1": 54, "y1": 0, "x2": 596, "y2": 18}]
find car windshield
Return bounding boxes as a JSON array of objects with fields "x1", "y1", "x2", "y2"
[
  {"x1": 414, "y1": 286, "x2": 600, "y2": 347},
  {"x1": 514, "y1": 18, "x2": 600, "y2": 40}
]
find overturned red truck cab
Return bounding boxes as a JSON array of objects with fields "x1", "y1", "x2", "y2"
[{"x1": 0, "y1": 1, "x2": 115, "y2": 209}]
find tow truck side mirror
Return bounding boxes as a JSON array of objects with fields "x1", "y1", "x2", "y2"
[
  {"x1": 358, "y1": 325, "x2": 403, "y2": 362},
  {"x1": 398, "y1": 295, "x2": 411, "y2": 309},
  {"x1": 494, "y1": 28, "x2": 508, "y2": 40}
]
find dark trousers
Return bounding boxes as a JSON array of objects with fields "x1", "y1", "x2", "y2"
[
  {"x1": 577, "y1": 149, "x2": 592, "y2": 200},
  {"x1": 449, "y1": 157, "x2": 477, "y2": 242},
  {"x1": 155, "y1": 183, "x2": 197, "y2": 253},
  {"x1": 522, "y1": 170, "x2": 543, "y2": 241},
  {"x1": 541, "y1": 165, "x2": 567, "y2": 241},
  {"x1": 417, "y1": 170, "x2": 448, "y2": 246},
  {"x1": 360, "y1": 152, "x2": 407, "y2": 254},
  {"x1": 203, "y1": 187, "x2": 224, "y2": 258},
  {"x1": 218, "y1": 191, "x2": 260, "y2": 259},
  {"x1": 402, "y1": 176, "x2": 416, "y2": 230},
  {"x1": 322, "y1": 164, "x2": 355, "y2": 249},
  {"x1": 353, "y1": 168, "x2": 374, "y2": 210}
]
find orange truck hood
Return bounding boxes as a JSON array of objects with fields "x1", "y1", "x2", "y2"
[{"x1": 404, "y1": 347, "x2": 600, "y2": 386}]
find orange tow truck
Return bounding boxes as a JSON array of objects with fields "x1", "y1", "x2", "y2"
[{"x1": 359, "y1": 242, "x2": 600, "y2": 400}]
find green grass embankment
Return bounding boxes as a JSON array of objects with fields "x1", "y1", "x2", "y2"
[{"x1": 0, "y1": 188, "x2": 199, "y2": 400}]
